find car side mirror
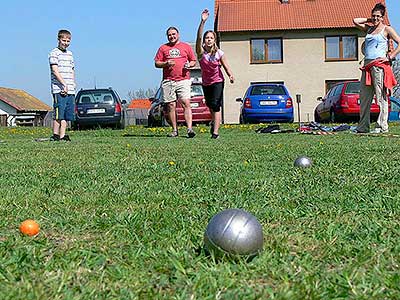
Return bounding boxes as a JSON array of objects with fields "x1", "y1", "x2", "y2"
[
  {"x1": 317, "y1": 97, "x2": 323, "y2": 101},
  {"x1": 236, "y1": 97, "x2": 243, "y2": 103},
  {"x1": 121, "y1": 100, "x2": 127, "y2": 105},
  {"x1": 149, "y1": 97, "x2": 155, "y2": 102}
]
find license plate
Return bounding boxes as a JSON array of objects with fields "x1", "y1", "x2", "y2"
[
  {"x1": 260, "y1": 100, "x2": 277, "y2": 106},
  {"x1": 87, "y1": 108, "x2": 105, "y2": 114},
  {"x1": 190, "y1": 103, "x2": 199, "y2": 108}
]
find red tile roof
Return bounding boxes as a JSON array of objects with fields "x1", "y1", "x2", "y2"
[
  {"x1": 215, "y1": 0, "x2": 390, "y2": 32},
  {"x1": 0, "y1": 87, "x2": 51, "y2": 111},
  {"x1": 128, "y1": 98, "x2": 151, "y2": 109}
]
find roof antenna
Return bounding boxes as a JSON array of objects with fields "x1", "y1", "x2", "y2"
[{"x1": 94, "y1": 77, "x2": 97, "y2": 89}]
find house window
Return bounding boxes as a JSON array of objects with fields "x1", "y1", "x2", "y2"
[
  {"x1": 251, "y1": 38, "x2": 283, "y2": 63},
  {"x1": 325, "y1": 36, "x2": 357, "y2": 61}
]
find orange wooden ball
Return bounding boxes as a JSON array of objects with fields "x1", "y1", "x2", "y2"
[{"x1": 19, "y1": 219, "x2": 40, "y2": 236}]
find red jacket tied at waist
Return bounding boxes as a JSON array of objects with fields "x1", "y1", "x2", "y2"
[{"x1": 360, "y1": 59, "x2": 397, "y2": 90}]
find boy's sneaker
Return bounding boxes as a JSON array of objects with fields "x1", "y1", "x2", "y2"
[
  {"x1": 60, "y1": 134, "x2": 71, "y2": 141},
  {"x1": 168, "y1": 131, "x2": 179, "y2": 138},
  {"x1": 211, "y1": 133, "x2": 220, "y2": 139},
  {"x1": 187, "y1": 129, "x2": 196, "y2": 138},
  {"x1": 50, "y1": 134, "x2": 60, "y2": 141}
]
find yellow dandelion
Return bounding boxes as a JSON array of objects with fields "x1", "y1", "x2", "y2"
[{"x1": 168, "y1": 161, "x2": 175, "y2": 166}]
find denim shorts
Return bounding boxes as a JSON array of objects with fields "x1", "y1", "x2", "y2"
[{"x1": 53, "y1": 93, "x2": 75, "y2": 121}]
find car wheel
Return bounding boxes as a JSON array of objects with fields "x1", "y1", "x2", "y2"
[
  {"x1": 314, "y1": 111, "x2": 321, "y2": 123},
  {"x1": 329, "y1": 110, "x2": 336, "y2": 123},
  {"x1": 71, "y1": 122, "x2": 79, "y2": 130},
  {"x1": 117, "y1": 119, "x2": 125, "y2": 129},
  {"x1": 148, "y1": 114, "x2": 155, "y2": 127},
  {"x1": 161, "y1": 114, "x2": 169, "y2": 127}
]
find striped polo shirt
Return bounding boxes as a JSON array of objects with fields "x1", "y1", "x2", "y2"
[{"x1": 49, "y1": 47, "x2": 75, "y2": 94}]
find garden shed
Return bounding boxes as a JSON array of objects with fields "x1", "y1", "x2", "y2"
[{"x1": 0, "y1": 87, "x2": 51, "y2": 126}]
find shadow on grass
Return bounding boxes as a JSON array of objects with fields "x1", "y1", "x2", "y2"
[
  {"x1": 194, "y1": 245, "x2": 259, "y2": 263},
  {"x1": 122, "y1": 133, "x2": 167, "y2": 138},
  {"x1": 122, "y1": 133, "x2": 195, "y2": 139}
]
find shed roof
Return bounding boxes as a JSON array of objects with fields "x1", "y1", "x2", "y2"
[
  {"x1": 0, "y1": 87, "x2": 51, "y2": 112},
  {"x1": 128, "y1": 99, "x2": 152, "y2": 109}
]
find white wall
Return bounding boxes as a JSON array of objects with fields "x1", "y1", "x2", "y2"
[{"x1": 0, "y1": 101, "x2": 17, "y2": 126}]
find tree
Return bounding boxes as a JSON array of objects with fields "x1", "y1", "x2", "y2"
[{"x1": 128, "y1": 87, "x2": 158, "y2": 100}]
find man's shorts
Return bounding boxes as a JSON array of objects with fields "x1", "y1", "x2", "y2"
[
  {"x1": 202, "y1": 81, "x2": 224, "y2": 112},
  {"x1": 53, "y1": 93, "x2": 75, "y2": 121},
  {"x1": 162, "y1": 79, "x2": 191, "y2": 103}
]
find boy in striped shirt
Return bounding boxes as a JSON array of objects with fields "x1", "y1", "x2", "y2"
[{"x1": 49, "y1": 29, "x2": 75, "y2": 141}]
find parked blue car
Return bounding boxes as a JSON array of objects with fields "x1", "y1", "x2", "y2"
[
  {"x1": 389, "y1": 96, "x2": 400, "y2": 122},
  {"x1": 236, "y1": 83, "x2": 294, "y2": 123}
]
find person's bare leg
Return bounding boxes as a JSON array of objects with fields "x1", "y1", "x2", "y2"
[
  {"x1": 60, "y1": 120, "x2": 68, "y2": 138},
  {"x1": 213, "y1": 111, "x2": 221, "y2": 134},
  {"x1": 167, "y1": 102, "x2": 178, "y2": 134},
  {"x1": 180, "y1": 98, "x2": 192, "y2": 130},
  {"x1": 180, "y1": 98, "x2": 196, "y2": 137},
  {"x1": 53, "y1": 120, "x2": 60, "y2": 136}
]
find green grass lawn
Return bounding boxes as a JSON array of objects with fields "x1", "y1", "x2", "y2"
[{"x1": 0, "y1": 124, "x2": 399, "y2": 299}]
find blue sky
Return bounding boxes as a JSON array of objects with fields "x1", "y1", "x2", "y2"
[{"x1": 0, "y1": 0, "x2": 398, "y2": 105}]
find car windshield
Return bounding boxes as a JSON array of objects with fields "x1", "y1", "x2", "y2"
[
  {"x1": 191, "y1": 85, "x2": 204, "y2": 97},
  {"x1": 77, "y1": 92, "x2": 115, "y2": 104},
  {"x1": 250, "y1": 85, "x2": 285, "y2": 96},
  {"x1": 344, "y1": 82, "x2": 360, "y2": 95}
]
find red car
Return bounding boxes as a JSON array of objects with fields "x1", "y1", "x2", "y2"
[
  {"x1": 314, "y1": 80, "x2": 381, "y2": 123},
  {"x1": 148, "y1": 81, "x2": 212, "y2": 127}
]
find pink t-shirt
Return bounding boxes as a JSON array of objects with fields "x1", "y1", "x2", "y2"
[
  {"x1": 199, "y1": 49, "x2": 225, "y2": 86},
  {"x1": 154, "y1": 42, "x2": 196, "y2": 81}
]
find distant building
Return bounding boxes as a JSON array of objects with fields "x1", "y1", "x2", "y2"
[
  {"x1": 189, "y1": 43, "x2": 201, "y2": 80},
  {"x1": 128, "y1": 98, "x2": 151, "y2": 109},
  {"x1": 0, "y1": 87, "x2": 51, "y2": 126},
  {"x1": 126, "y1": 98, "x2": 152, "y2": 126}
]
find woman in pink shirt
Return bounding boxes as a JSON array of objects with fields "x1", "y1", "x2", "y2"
[{"x1": 196, "y1": 9, "x2": 234, "y2": 139}]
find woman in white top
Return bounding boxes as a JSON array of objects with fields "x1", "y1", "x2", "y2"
[{"x1": 353, "y1": 3, "x2": 400, "y2": 133}]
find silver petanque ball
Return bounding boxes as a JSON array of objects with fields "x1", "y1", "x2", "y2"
[
  {"x1": 204, "y1": 209, "x2": 264, "y2": 257},
  {"x1": 294, "y1": 156, "x2": 313, "y2": 168}
]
